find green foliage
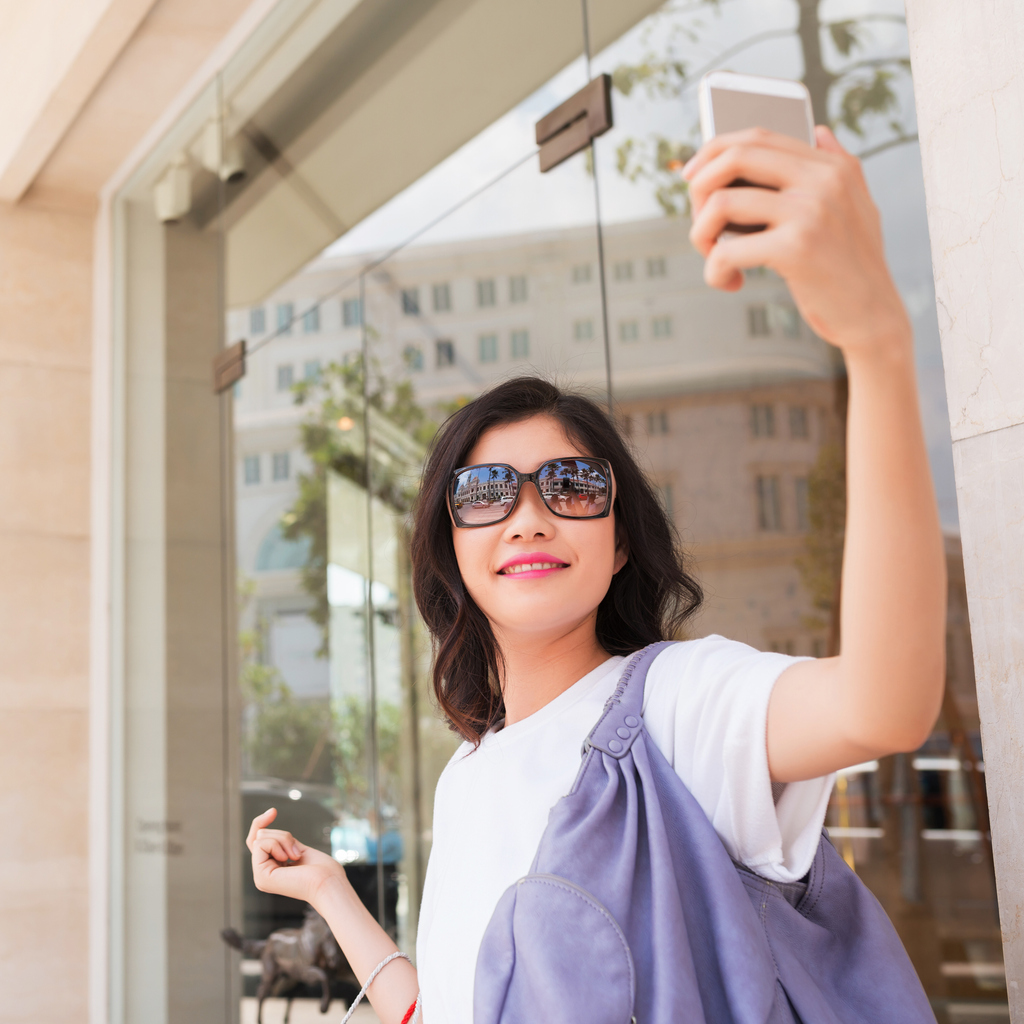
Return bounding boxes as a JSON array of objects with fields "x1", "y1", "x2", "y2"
[
  {"x1": 238, "y1": 579, "x2": 335, "y2": 783},
  {"x1": 795, "y1": 441, "x2": 847, "y2": 620},
  {"x1": 281, "y1": 354, "x2": 436, "y2": 652},
  {"x1": 828, "y1": 19, "x2": 861, "y2": 57},
  {"x1": 616, "y1": 136, "x2": 696, "y2": 216},
  {"x1": 333, "y1": 695, "x2": 402, "y2": 816},
  {"x1": 837, "y1": 67, "x2": 905, "y2": 136},
  {"x1": 609, "y1": 0, "x2": 915, "y2": 206}
]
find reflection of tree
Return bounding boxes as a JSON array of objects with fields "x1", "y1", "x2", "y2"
[
  {"x1": 794, "y1": 439, "x2": 846, "y2": 656},
  {"x1": 238, "y1": 578, "x2": 335, "y2": 783},
  {"x1": 611, "y1": 0, "x2": 914, "y2": 215},
  {"x1": 282, "y1": 354, "x2": 436, "y2": 653},
  {"x1": 334, "y1": 695, "x2": 401, "y2": 819}
]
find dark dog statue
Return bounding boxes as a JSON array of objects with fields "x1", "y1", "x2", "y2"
[{"x1": 222, "y1": 908, "x2": 357, "y2": 1023}]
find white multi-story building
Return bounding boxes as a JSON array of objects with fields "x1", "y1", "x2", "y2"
[{"x1": 229, "y1": 215, "x2": 842, "y2": 697}]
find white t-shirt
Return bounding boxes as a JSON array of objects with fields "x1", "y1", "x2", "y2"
[{"x1": 415, "y1": 636, "x2": 835, "y2": 1024}]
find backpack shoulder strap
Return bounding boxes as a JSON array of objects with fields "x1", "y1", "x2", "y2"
[{"x1": 583, "y1": 641, "x2": 677, "y2": 760}]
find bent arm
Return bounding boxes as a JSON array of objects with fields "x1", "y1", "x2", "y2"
[
  {"x1": 683, "y1": 127, "x2": 946, "y2": 782},
  {"x1": 766, "y1": 332, "x2": 946, "y2": 781},
  {"x1": 315, "y1": 875, "x2": 421, "y2": 1023}
]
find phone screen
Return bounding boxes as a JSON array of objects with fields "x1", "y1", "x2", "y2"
[{"x1": 709, "y1": 87, "x2": 814, "y2": 144}]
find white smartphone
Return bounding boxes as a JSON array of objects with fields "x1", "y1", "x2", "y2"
[
  {"x1": 698, "y1": 72, "x2": 815, "y2": 235},
  {"x1": 699, "y1": 71, "x2": 815, "y2": 146}
]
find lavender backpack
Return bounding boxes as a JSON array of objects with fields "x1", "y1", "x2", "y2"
[{"x1": 474, "y1": 642, "x2": 936, "y2": 1023}]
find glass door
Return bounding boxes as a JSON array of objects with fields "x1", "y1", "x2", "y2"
[{"x1": 586, "y1": 2, "x2": 1000, "y2": 1021}]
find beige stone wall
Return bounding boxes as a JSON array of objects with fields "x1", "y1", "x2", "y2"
[
  {"x1": 0, "y1": 197, "x2": 93, "y2": 1022},
  {"x1": 906, "y1": 1, "x2": 1024, "y2": 1016}
]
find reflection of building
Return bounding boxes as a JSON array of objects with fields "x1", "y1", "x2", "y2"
[{"x1": 230, "y1": 215, "x2": 844, "y2": 660}]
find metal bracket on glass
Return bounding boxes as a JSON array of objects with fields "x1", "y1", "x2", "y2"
[
  {"x1": 213, "y1": 339, "x2": 246, "y2": 394},
  {"x1": 535, "y1": 74, "x2": 613, "y2": 173}
]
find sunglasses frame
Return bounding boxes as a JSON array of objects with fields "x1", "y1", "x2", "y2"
[{"x1": 449, "y1": 457, "x2": 613, "y2": 529}]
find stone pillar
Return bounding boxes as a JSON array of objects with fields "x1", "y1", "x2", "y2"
[{"x1": 906, "y1": 4, "x2": 1024, "y2": 1015}]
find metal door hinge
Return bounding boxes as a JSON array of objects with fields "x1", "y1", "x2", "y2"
[
  {"x1": 535, "y1": 74, "x2": 613, "y2": 173},
  {"x1": 213, "y1": 339, "x2": 246, "y2": 394}
]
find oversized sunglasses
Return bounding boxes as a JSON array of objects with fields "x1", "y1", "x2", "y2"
[{"x1": 449, "y1": 457, "x2": 612, "y2": 528}]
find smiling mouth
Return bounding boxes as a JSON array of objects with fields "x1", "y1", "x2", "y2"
[{"x1": 498, "y1": 561, "x2": 568, "y2": 575}]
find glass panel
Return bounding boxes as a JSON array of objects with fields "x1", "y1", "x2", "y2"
[
  {"x1": 588, "y1": 1, "x2": 999, "y2": 1020},
  {"x1": 217, "y1": 0, "x2": 664, "y2": 1019}
]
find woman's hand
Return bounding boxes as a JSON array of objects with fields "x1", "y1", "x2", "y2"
[
  {"x1": 683, "y1": 126, "x2": 910, "y2": 358},
  {"x1": 246, "y1": 807, "x2": 349, "y2": 907}
]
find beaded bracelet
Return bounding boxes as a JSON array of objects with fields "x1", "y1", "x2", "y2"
[{"x1": 340, "y1": 951, "x2": 418, "y2": 1024}]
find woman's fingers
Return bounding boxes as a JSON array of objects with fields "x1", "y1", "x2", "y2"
[
  {"x1": 703, "y1": 231, "x2": 777, "y2": 290},
  {"x1": 687, "y1": 146, "x2": 801, "y2": 214},
  {"x1": 682, "y1": 127, "x2": 816, "y2": 182},
  {"x1": 255, "y1": 828, "x2": 304, "y2": 861},
  {"x1": 246, "y1": 807, "x2": 277, "y2": 852},
  {"x1": 253, "y1": 833, "x2": 302, "y2": 866},
  {"x1": 689, "y1": 187, "x2": 787, "y2": 257}
]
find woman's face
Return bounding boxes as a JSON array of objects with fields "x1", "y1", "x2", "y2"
[{"x1": 451, "y1": 414, "x2": 627, "y2": 643}]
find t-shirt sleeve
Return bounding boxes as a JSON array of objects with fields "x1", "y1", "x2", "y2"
[{"x1": 640, "y1": 635, "x2": 834, "y2": 884}]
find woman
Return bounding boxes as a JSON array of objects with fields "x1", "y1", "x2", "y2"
[{"x1": 245, "y1": 126, "x2": 946, "y2": 1023}]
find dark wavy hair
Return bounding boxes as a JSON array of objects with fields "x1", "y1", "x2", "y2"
[{"x1": 410, "y1": 377, "x2": 703, "y2": 743}]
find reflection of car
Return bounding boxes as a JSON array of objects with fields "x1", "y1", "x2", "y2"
[
  {"x1": 331, "y1": 820, "x2": 404, "y2": 864},
  {"x1": 241, "y1": 781, "x2": 399, "y2": 953},
  {"x1": 472, "y1": 500, "x2": 490, "y2": 508}
]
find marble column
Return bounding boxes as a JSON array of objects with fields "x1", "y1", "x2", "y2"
[{"x1": 906, "y1": 3, "x2": 1024, "y2": 1015}]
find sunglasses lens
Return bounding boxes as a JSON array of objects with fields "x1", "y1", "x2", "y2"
[
  {"x1": 539, "y1": 459, "x2": 609, "y2": 517},
  {"x1": 451, "y1": 466, "x2": 517, "y2": 525}
]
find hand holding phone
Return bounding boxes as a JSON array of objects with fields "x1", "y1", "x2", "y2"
[
  {"x1": 683, "y1": 93, "x2": 908, "y2": 357},
  {"x1": 698, "y1": 72, "x2": 815, "y2": 233}
]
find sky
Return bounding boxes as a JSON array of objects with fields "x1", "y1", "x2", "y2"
[{"x1": 321, "y1": 0, "x2": 957, "y2": 528}]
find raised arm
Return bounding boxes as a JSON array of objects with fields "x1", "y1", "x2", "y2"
[
  {"x1": 684, "y1": 127, "x2": 946, "y2": 783},
  {"x1": 246, "y1": 808, "x2": 420, "y2": 1023}
]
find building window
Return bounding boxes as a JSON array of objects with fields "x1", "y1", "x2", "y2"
[
  {"x1": 619, "y1": 320, "x2": 639, "y2": 342},
  {"x1": 250, "y1": 307, "x2": 266, "y2": 334},
  {"x1": 433, "y1": 283, "x2": 451, "y2": 312},
  {"x1": 479, "y1": 333, "x2": 499, "y2": 363},
  {"x1": 613, "y1": 260, "x2": 634, "y2": 281},
  {"x1": 775, "y1": 303, "x2": 800, "y2": 338},
  {"x1": 756, "y1": 475, "x2": 782, "y2": 531},
  {"x1": 751, "y1": 403, "x2": 775, "y2": 438},
  {"x1": 272, "y1": 452, "x2": 290, "y2": 481},
  {"x1": 304, "y1": 360, "x2": 321, "y2": 381},
  {"x1": 477, "y1": 278, "x2": 496, "y2": 307},
  {"x1": 276, "y1": 365, "x2": 294, "y2": 391},
  {"x1": 243, "y1": 455, "x2": 260, "y2": 485},
  {"x1": 404, "y1": 345, "x2": 424, "y2": 371},
  {"x1": 509, "y1": 275, "x2": 527, "y2": 303},
  {"x1": 647, "y1": 410, "x2": 669, "y2": 435},
  {"x1": 277, "y1": 302, "x2": 294, "y2": 334},
  {"x1": 789, "y1": 405, "x2": 809, "y2": 439},
  {"x1": 401, "y1": 288, "x2": 420, "y2": 315},
  {"x1": 436, "y1": 339, "x2": 455, "y2": 367},
  {"x1": 571, "y1": 263, "x2": 591, "y2": 283},
  {"x1": 652, "y1": 315, "x2": 672, "y2": 338},
  {"x1": 342, "y1": 297, "x2": 362, "y2": 326},
  {"x1": 747, "y1": 304, "x2": 771, "y2": 336},
  {"x1": 795, "y1": 476, "x2": 810, "y2": 530},
  {"x1": 647, "y1": 256, "x2": 667, "y2": 278},
  {"x1": 573, "y1": 319, "x2": 594, "y2": 341},
  {"x1": 511, "y1": 329, "x2": 529, "y2": 358}
]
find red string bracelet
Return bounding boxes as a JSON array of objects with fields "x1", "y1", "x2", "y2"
[{"x1": 400, "y1": 1000, "x2": 417, "y2": 1024}]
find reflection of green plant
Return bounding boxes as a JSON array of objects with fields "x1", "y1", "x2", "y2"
[
  {"x1": 333, "y1": 695, "x2": 402, "y2": 817},
  {"x1": 795, "y1": 441, "x2": 846, "y2": 650},
  {"x1": 281, "y1": 355, "x2": 436, "y2": 652},
  {"x1": 612, "y1": 0, "x2": 915, "y2": 215},
  {"x1": 238, "y1": 578, "x2": 334, "y2": 782}
]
